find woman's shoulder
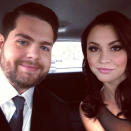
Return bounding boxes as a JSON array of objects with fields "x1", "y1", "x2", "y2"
[
  {"x1": 97, "y1": 105, "x2": 131, "y2": 131},
  {"x1": 79, "y1": 102, "x2": 105, "y2": 131}
]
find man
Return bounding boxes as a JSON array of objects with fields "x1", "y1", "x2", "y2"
[{"x1": 0, "y1": 2, "x2": 73, "y2": 131}]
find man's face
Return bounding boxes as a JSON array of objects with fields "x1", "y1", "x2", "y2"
[{"x1": 0, "y1": 15, "x2": 54, "y2": 93}]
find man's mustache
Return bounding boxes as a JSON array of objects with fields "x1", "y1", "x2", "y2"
[{"x1": 16, "y1": 60, "x2": 42, "y2": 68}]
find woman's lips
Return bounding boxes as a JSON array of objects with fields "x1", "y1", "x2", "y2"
[{"x1": 97, "y1": 68, "x2": 114, "y2": 74}]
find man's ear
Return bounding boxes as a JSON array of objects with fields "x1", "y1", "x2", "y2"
[{"x1": 0, "y1": 33, "x2": 4, "y2": 48}]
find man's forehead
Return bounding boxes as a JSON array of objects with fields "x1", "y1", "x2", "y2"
[{"x1": 15, "y1": 14, "x2": 51, "y2": 27}]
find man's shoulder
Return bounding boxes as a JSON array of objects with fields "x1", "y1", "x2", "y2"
[
  {"x1": 34, "y1": 87, "x2": 65, "y2": 104},
  {"x1": 31, "y1": 87, "x2": 73, "y2": 131}
]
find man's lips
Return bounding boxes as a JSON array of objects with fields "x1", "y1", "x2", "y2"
[
  {"x1": 97, "y1": 68, "x2": 114, "y2": 74},
  {"x1": 20, "y1": 64, "x2": 40, "y2": 72}
]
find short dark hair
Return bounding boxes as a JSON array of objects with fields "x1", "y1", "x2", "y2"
[
  {"x1": 81, "y1": 11, "x2": 131, "y2": 120},
  {"x1": 2, "y1": 2, "x2": 59, "y2": 42}
]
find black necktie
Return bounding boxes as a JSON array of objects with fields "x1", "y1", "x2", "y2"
[{"x1": 9, "y1": 96, "x2": 25, "y2": 131}]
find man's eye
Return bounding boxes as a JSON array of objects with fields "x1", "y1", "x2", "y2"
[
  {"x1": 111, "y1": 45, "x2": 122, "y2": 51},
  {"x1": 41, "y1": 46, "x2": 50, "y2": 51},
  {"x1": 17, "y1": 40, "x2": 28, "y2": 45},
  {"x1": 88, "y1": 46, "x2": 99, "y2": 52}
]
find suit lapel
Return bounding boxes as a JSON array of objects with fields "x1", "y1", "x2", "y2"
[
  {"x1": 0, "y1": 108, "x2": 10, "y2": 131},
  {"x1": 30, "y1": 87, "x2": 45, "y2": 131},
  {"x1": 30, "y1": 87, "x2": 52, "y2": 131}
]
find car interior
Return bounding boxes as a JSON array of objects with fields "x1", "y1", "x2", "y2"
[{"x1": 0, "y1": 0, "x2": 131, "y2": 130}]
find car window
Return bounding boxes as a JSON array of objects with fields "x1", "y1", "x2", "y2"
[{"x1": 49, "y1": 41, "x2": 83, "y2": 73}]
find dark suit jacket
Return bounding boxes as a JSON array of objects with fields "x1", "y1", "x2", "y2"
[
  {"x1": 31, "y1": 87, "x2": 73, "y2": 131},
  {"x1": 0, "y1": 87, "x2": 73, "y2": 131}
]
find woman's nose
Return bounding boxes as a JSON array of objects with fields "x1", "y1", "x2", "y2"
[{"x1": 99, "y1": 51, "x2": 111, "y2": 63}]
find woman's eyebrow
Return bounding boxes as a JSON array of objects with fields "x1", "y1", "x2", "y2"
[
  {"x1": 108, "y1": 40, "x2": 121, "y2": 45},
  {"x1": 88, "y1": 40, "x2": 121, "y2": 46},
  {"x1": 87, "y1": 41, "x2": 99, "y2": 46}
]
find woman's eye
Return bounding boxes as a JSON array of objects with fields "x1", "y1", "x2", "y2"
[
  {"x1": 111, "y1": 45, "x2": 122, "y2": 51},
  {"x1": 17, "y1": 40, "x2": 28, "y2": 46},
  {"x1": 88, "y1": 46, "x2": 99, "y2": 52}
]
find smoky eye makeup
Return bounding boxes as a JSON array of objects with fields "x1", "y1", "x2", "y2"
[
  {"x1": 87, "y1": 44, "x2": 99, "y2": 52},
  {"x1": 111, "y1": 45, "x2": 123, "y2": 51},
  {"x1": 110, "y1": 42, "x2": 124, "y2": 51}
]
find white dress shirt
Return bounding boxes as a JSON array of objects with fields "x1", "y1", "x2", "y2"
[{"x1": 0, "y1": 69, "x2": 34, "y2": 131}]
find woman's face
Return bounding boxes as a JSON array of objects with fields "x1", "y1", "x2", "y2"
[{"x1": 86, "y1": 25, "x2": 127, "y2": 84}]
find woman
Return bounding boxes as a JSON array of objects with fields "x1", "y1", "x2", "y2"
[{"x1": 80, "y1": 11, "x2": 131, "y2": 131}]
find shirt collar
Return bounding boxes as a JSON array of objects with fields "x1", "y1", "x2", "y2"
[
  {"x1": 21, "y1": 87, "x2": 34, "y2": 109},
  {"x1": 0, "y1": 68, "x2": 34, "y2": 109}
]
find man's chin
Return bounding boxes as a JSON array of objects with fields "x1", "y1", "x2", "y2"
[
  {"x1": 12, "y1": 78, "x2": 41, "y2": 89},
  {"x1": 9, "y1": 73, "x2": 46, "y2": 89},
  {"x1": 4, "y1": 68, "x2": 48, "y2": 89}
]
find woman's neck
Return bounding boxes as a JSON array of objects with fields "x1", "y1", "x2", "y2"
[
  {"x1": 102, "y1": 74, "x2": 126, "y2": 102},
  {"x1": 102, "y1": 84, "x2": 116, "y2": 103}
]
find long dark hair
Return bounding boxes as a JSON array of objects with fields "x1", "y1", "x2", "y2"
[{"x1": 81, "y1": 11, "x2": 131, "y2": 120}]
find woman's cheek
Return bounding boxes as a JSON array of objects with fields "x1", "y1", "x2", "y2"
[
  {"x1": 116, "y1": 54, "x2": 127, "y2": 69},
  {"x1": 87, "y1": 54, "x2": 96, "y2": 67}
]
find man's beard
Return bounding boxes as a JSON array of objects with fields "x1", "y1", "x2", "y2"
[{"x1": 0, "y1": 52, "x2": 48, "y2": 90}]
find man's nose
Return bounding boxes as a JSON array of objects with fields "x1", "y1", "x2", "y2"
[{"x1": 26, "y1": 45, "x2": 40, "y2": 60}]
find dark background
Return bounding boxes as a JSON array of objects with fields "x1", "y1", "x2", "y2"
[{"x1": 0, "y1": 0, "x2": 131, "y2": 41}]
